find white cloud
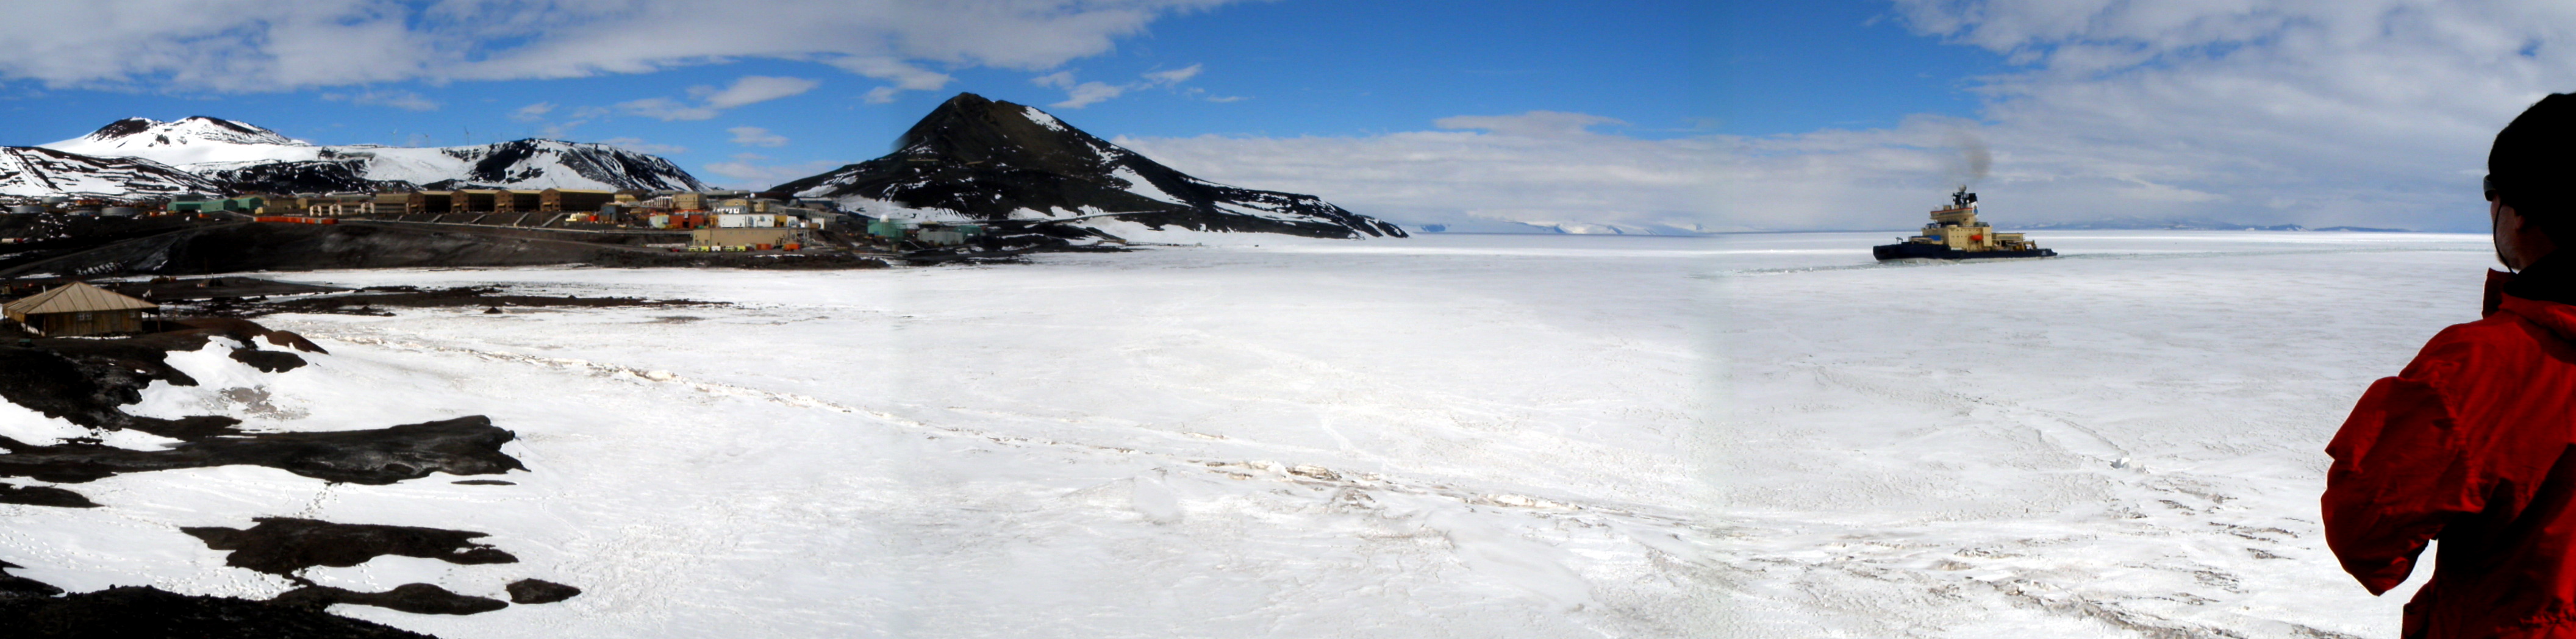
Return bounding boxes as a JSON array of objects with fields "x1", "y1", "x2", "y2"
[
  {"x1": 700, "y1": 76, "x2": 819, "y2": 109},
  {"x1": 1054, "y1": 82, "x2": 1128, "y2": 109},
  {"x1": 510, "y1": 102, "x2": 555, "y2": 122},
  {"x1": 1185, "y1": 87, "x2": 1247, "y2": 103},
  {"x1": 729, "y1": 126, "x2": 789, "y2": 148},
  {"x1": 1032, "y1": 71, "x2": 1078, "y2": 88},
  {"x1": 1706, "y1": 1, "x2": 2576, "y2": 232},
  {"x1": 1435, "y1": 112, "x2": 1626, "y2": 138},
  {"x1": 1113, "y1": 114, "x2": 1714, "y2": 233},
  {"x1": 1141, "y1": 63, "x2": 1202, "y2": 85},
  {"x1": 526, "y1": 105, "x2": 614, "y2": 138},
  {"x1": 617, "y1": 97, "x2": 719, "y2": 122},
  {"x1": 600, "y1": 137, "x2": 689, "y2": 155},
  {"x1": 0, "y1": 0, "x2": 1238, "y2": 92},
  {"x1": 829, "y1": 57, "x2": 953, "y2": 103},
  {"x1": 702, "y1": 153, "x2": 842, "y2": 188},
  {"x1": 619, "y1": 76, "x2": 817, "y2": 121},
  {"x1": 320, "y1": 88, "x2": 439, "y2": 111},
  {"x1": 1033, "y1": 64, "x2": 1208, "y2": 109}
]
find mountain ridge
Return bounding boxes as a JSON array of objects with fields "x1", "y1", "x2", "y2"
[
  {"x1": 35, "y1": 117, "x2": 706, "y2": 196},
  {"x1": 0, "y1": 146, "x2": 226, "y2": 201},
  {"x1": 767, "y1": 93, "x2": 1404, "y2": 240}
]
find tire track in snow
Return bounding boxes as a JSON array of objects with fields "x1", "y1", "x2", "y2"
[
  {"x1": 1721, "y1": 362, "x2": 2345, "y2": 637},
  {"x1": 298, "y1": 329, "x2": 1716, "y2": 540},
  {"x1": 1800, "y1": 363, "x2": 2134, "y2": 467}
]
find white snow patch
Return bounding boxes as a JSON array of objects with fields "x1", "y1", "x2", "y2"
[
  {"x1": 1109, "y1": 165, "x2": 1182, "y2": 205},
  {"x1": 0, "y1": 399, "x2": 89, "y2": 444},
  {"x1": 126, "y1": 338, "x2": 324, "y2": 427},
  {"x1": 836, "y1": 196, "x2": 975, "y2": 222},
  {"x1": 1024, "y1": 106, "x2": 1068, "y2": 132},
  {"x1": 94, "y1": 428, "x2": 184, "y2": 451}
]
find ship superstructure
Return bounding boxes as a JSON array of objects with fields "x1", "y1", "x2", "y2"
[{"x1": 1872, "y1": 187, "x2": 2056, "y2": 260}]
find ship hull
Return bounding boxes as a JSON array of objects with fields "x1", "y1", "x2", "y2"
[{"x1": 1872, "y1": 243, "x2": 2057, "y2": 260}]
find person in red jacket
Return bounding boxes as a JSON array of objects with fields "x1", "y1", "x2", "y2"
[{"x1": 2325, "y1": 93, "x2": 2576, "y2": 638}]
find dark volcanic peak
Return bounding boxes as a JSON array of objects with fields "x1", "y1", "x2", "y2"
[
  {"x1": 71, "y1": 116, "x2": 294, "y2": 147},
  {"x1": 89, "y1": 118, "x2": 156, "y2": 140},
  {"x1": 184, "y1": 116, "x2": 275, "y2": 136},
  {"x1": 770, "y1": 92, "x2": 1404, "y2": 240}
]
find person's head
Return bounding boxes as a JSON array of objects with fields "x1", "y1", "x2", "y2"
[{"x1": 2489, "y1": 94, "x2": 2576, "y2": 269}]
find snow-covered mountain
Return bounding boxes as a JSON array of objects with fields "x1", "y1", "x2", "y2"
[
  {"x1": 41, "y1": 116, "x2": 707, "y2": 195},
  {"x1": 767, "y1": 93, "x2": 1405, "y2": 240},
  {"x1": 0, "y1": 146, "x2": 225, "y2": 201}
]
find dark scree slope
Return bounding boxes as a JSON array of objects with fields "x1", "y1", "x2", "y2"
[{"x1": 766, "y1": 93, "x2": 1405, "y2": 240}]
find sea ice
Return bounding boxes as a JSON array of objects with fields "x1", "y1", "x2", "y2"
[
  {"x1": 2, "y1": 234, "x2": 1719, "y2": 638},
  {"x1": 10, "y1": 229, "x2": 2463, "y2": 637}
]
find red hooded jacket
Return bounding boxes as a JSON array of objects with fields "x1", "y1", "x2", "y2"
[{"x1": 2326, "y1": 269, "x2": 2576, "y2": 638}]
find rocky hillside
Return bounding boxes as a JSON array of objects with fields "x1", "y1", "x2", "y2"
[
  {"x1": 41, "y1": 117, "x2": 706, "y2": 195},
  {"x1": 0, "y1": 146, "x2": 226, "y2": 201},
  {"x1": 767, "y1": 93, "x2": 1404, "y2": 240}
]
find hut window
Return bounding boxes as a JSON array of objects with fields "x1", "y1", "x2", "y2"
[{"x1": 75, "y1": 312, "x2": 91, "y2": 321}]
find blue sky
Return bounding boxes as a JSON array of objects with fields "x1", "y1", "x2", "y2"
[
  {"x1": 0, "y1": 1, "x2": 1713, "y2": 198},
  {"x1": 1716, "y1": 1, "x2": 2000, "y2": 135},
  {"x1": 4, "y1": 1, "x2": 2569, "y2": 232}
]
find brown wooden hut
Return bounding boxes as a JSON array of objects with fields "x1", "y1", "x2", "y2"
[{"x1": 2, "y1": 282, "x2": 157, "y2": 336}]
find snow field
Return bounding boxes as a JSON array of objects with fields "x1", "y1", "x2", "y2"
[
  {"x1": 1712, "y1": 230, "x2": 2489, "y2": 638},
  {"x1": 2, "y1": 234, "x2": 1720, "y2": 638}
]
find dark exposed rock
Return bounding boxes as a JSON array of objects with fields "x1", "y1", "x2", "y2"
[
  {"x1": 1, "y1": 221, "x2": 889, "y2": 279},
  {"x1": 207, "y1": 284, "x2": 724, "y2": 318},
  {"x1": 504, "y1": 579, "x2": 581, "y2": 604},
  {"x1": 197, "y1": 159, "x2": 408, "y2": 195},
  {"x1": 0, "y1": 561, "x2": 63, "y2": 598},
  {"x1": 165, "y1": 318, "x2": 330, "y2": 354},
  {"x1": 0, "y1": 346, "x2": 157, "y2": 429},
  {"x1": 120, "y1": 415, "x2": 248, "y2": 440},
  {"x1": 227, "y1": 348, "x2": 306, "y2": 373},
  {"x1": 0, "y1": 482, "x2": 96, "y2": 508},
  {"x1": 274, "y1": 584, "x2": 508, "y2": 616},
  {"x1": 2, "y1": 223, "x2": 635, "y2": 278},
  {"x1": 767, "y1": 92, "x2": 1406, "y2": 241},
  {"x1": 0, "y1": 585, "x2": 435, "y2": 638},
  {"x1": 183, "y1": 517, "x2": 518, "y2": 577},
  {"x1": 0, "y1": 318, "x2": 324, "y2": 430},
  {"x1": 451, "y1": 479, "x2": 513, "y2": 485},
  {"x1": 0, "y1": 416, "x2": 526, "y2": 484}
]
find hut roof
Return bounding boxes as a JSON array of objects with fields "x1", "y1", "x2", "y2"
[{"x1": 4, "y1": 282, "x2": 158, "y2": 316}]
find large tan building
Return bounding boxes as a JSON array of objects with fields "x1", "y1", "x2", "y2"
[
  {"x1": 540, "y1": 189, "x2": 618, "y2": 213},
  {"x1": 690, "y1": 227, "x2": 811, "y2": 249},
  {"x1": 3, "y1": 282, "x2": 158, "y2": 336}
]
